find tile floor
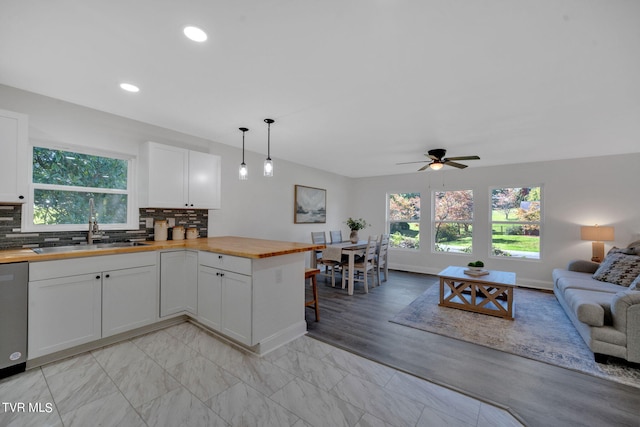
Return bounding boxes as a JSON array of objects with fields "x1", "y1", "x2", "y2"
[{"x1": 0, "y1": 322, "x2": 523, "y2": 427}]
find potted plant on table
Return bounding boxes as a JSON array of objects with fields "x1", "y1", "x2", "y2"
[{"x1": 345, "y1": 217, "x2": 369, "y2": 243}]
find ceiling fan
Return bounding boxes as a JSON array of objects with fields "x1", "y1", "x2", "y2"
[{"x1": 397, "y1": 148, "x2": 480, "y2": 171}]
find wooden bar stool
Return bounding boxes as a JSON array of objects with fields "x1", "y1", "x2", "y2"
[{"x1": 305, "y1": 268, "x2": 320, "y2": 321}]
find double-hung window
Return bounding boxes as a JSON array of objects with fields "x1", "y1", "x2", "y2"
[
  {"x1": 23, "y1": 146, "x2": 137, "y2": 231},
  {"x1": 490, "y1": 186, "x2": 541, "y2": 259},
  {"x1": 433, "y1": 190, "x2": 473, "y2": 253},
  {"x1": 387, "y1": 193, "x2": 420, "y2": 249}
]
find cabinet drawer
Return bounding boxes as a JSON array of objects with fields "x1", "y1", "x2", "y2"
[
  {"x1": 198, "y1": 251, "x2": 251, "y2": 275},
  {"x1": 29, "y1": 252, "x2": 157, "y2": 281}
]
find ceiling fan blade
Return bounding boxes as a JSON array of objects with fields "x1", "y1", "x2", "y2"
[
  {"x1": 444, "y1": 155, "x2": 480, "y2": 161},
  {"x1": 445, "y1": 161, "x2": 468, "y2": 169},
  {"x1": 418, "y1": 164, "x2": 431, "y2": 171},
  {"x1": 428, "y1": 154, "x2": 440, "y2": 161},
  {"x1": 396, "y1": 160, "x2": 430, "y2": 165}
]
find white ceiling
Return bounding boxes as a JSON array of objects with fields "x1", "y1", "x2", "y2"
[{"x1": 1, "y1": 0, "x2": 639, "y2": 178}]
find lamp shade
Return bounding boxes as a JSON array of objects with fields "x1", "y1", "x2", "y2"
[{"x1": 580, "y1": 225, "x2": 614, "y2": 242}]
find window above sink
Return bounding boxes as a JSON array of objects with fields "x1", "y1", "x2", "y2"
[{"x1": 21, "y1": 145, "x2": 138, "y2": 232}]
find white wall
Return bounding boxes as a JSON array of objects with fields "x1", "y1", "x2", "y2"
[
  {"x1": 0, "y1": 84, "x2": 353, "y2": 255},
  {"x1": 351, "y1": 154, "x2": 640, "y2": 288},
  {"x1": 4, "y1": 84, "x2": 638, "y2": 288}
]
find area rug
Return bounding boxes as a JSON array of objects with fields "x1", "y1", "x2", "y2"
[{"x1": 390, "y1": 285, "x2": 640, "y2": 389}]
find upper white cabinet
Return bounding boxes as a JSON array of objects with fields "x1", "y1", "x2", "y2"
[
  {"x1": 139, "y1": 141, "x2": 221, "y2": 209},
  {"x1": 0, "y1": 109, "x2": 28, "y2": 203}
]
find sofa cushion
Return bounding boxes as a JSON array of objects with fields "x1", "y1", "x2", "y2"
[
  {"x1": 592, "y1": 252, "x2": 640, "y2": 287},
  {"x1": 630, "y1": 275, "x2": 640, "y2": 291},
  {"x1": 553, "y1": 269, "x2": 626, "y2": 294},
  {"x1": 566, "y1": 259, "x2": 600, "y2": 273},
  {"x1": 563, "y1": 288, "x2": 613, "y2": 327}
]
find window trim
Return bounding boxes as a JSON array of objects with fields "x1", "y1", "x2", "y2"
[
  {"x1": 489, "y1": 185, "x2": 543, "y2": 261},
  {"x1": 22, "y1": 143, "x2": 139, "y2": 232},
  {"x1": 432, "y1": 189, "x2": 474, "y2": 255},
  {"x1": 386, "y1": 192, "x2": 421, "y2": 251}
]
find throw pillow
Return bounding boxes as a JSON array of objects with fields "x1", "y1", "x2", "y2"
[
  {"x1": 592, "y1": 252, "x2": 640, "y2": 287},
  {"x1": 630, "y1": 275, "x2": 640, "y2": 291}
]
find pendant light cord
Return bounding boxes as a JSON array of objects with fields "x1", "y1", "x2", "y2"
[{"x1": 267, "y1": 121, "x2": 271, "y2": 160}]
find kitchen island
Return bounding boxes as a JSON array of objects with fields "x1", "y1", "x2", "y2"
[{"x1": 1, "y1": 236, "x2": 324, "y2": 365}]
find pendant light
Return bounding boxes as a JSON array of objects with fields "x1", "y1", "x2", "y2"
[
  {"x1": 263, "y1": 118, "x2": 274, "y2": 177},
  {"x1": 238, "y1": 127, "x2": 249, "y2": 180}
]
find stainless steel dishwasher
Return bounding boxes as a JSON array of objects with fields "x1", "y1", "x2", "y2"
[{"x1": 0, "y1": 261, "x2": 28, "y2": 379}]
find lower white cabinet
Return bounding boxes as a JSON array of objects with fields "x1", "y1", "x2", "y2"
[
  {"x1": 26, "y1": 248, "x2": 305, "y2": 359},
  {"x1": 197, "y1": 265, "x2": 222, "y2": 330},
  {"x1": 197, "y1": 254, "x2": 252, "y2": 345},
  {"x1": 102, "y1": 265, "x2": 157, "y2": 337},
  {"x1": 160, "y1": 250, "x2": 198, "y2": 317},
  {"x1": 220, "y1": 270, "x2": 252, "y2": 344},
  {"x1": 28, "y1": 273, "x2": 102, "y2": 359},
  {"x1": 28, "y1": 253, "x2": 157, "y2": 359}
]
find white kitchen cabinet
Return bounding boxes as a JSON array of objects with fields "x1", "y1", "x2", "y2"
[
  {"x1": 0, "y1": 109, "x2": 28, "y2": 203},
  {"x1": 197, "y1": 253, "x2": 252, "y2": 345},
  {"x1": 28, "y1": 252, "x2": 157, "y2": 359},
  {"x1": 28, "y1": 273, "x2": 102, "y2": 359},
  {"x1": 196, "y1": 251, "x2": 306, "y2": 351},
  {"x1": 139, "y1": 141, "x2": 221, "y2": 209},
  {"x1": 102, "y1": 265, "x2": 158, "y2": 337},
  {"x1": 197, "y1": 265, "x2": 222, "y2": 331},
  {"x1": 220, "y1": 270, "x2": 252, "y2": 344},
  {"x1": 160, "y1": 250, "x2": 198, "y2": 317}
]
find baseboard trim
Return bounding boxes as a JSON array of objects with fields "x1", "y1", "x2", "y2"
[{"x1": 387, "y1": 264, "x2": 553, "y2": 290}]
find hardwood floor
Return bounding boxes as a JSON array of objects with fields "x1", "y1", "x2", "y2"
[{"x1": 305, "y1": 270, "x2": 640, "y2": 427}]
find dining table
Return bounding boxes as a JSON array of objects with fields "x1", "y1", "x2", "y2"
[{"x1": 322, "y1": 240, "x2": 369, "y2": 295}]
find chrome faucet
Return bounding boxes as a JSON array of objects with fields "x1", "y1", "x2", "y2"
[{"x1": 88, "y1": 198, "x2": 101, "y2": 244}]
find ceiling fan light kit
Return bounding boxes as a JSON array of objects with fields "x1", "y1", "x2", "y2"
[{"x1": 397, "y1": 148, "x2": 480, "y2": 171}]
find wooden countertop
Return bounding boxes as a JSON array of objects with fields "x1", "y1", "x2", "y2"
[{"x1": 0, "y1": 236, "x2": 325, "y2": 263}]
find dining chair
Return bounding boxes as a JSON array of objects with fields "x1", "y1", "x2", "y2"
[
  {"x1": 376, "y1": 234, "x2": 390, "y2": 284},
  {"x1": 341, "y1": 235, "x2": 377, "y2": 293},
  {"x1": 310, "y1": 231, "x2": 341, "y2": 287},
  {"x1": 330, "y1": 230, "x2": 343, "y2": 244}
]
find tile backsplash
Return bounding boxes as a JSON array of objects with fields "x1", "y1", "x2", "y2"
[{"x1": 0, "y1": 205, "x2": 208, "y2": 250}]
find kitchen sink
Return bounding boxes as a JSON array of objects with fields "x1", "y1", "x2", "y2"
[{"x1": 32, "y1": 242, "x2": 150, "y2": 254}]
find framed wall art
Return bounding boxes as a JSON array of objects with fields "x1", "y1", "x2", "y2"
[{"x1": 294, "y1": 185, "x2": 326, "y2": 224}]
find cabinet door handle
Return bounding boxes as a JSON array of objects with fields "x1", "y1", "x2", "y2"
[
  {"x1": 96, "y1": 275, "x2": 101, "y2": 280},
  {"x1": 105, "y1": 274, "x2": 110, "y2": 278},
  {"x1": 218, "y1": 255, "x2": 223, "y2": 260},
  {"x1": 18, "y1": 195, "x2": 24, "y2": 200},
  {"x1": 220, "y1": 273, "x2": 224, "y2": 277}
]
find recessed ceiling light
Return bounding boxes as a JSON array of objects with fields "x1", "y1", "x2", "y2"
[
  {"x1": 183, "y1": 26, "x2": 207, "y2": 42},
  {"x1": 119, "y1": 83, "x2": 140, "y2": 93}
]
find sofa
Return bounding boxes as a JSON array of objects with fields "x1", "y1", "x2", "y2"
[{"x1": 552, "y1": 241, "x2": 640, "y2": 364}]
